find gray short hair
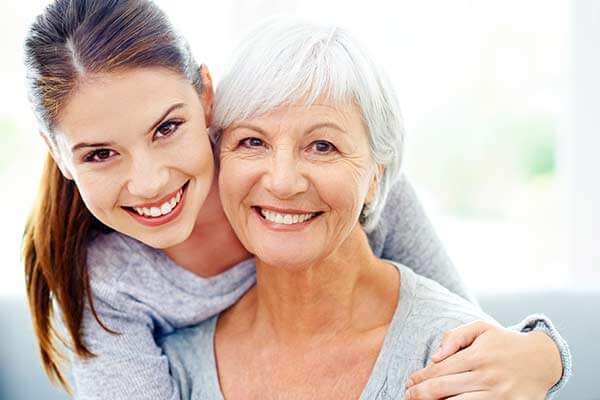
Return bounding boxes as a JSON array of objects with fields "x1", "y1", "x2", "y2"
[{"x1": 212, "y1": 18, "x2": 405, "y2": 232}]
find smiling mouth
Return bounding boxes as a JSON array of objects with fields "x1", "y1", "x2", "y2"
[
  {"x1": 254, "y1": 207, "x2": 323, "y2": 225},
  {"x1": 124, "y1": 181, "x2": 189, "y2": 219}
]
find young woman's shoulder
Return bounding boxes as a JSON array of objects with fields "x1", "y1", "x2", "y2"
[{"x1": 86, "y1": 231, "x2": 152, "y2": 284}]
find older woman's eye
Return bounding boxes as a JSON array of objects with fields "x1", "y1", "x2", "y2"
[
  {"x1": 154, "y1": 119, "x2": 183, "y2": 140},
  {"x1": 239, "y1": 137, "x2": 265, "y2": 148},
  {"x1": 84, "y1": 148, "x2": 117, "y2": 163},
  {"x1": 310, "y1": 140, "x2": 337, "y2": 154}
]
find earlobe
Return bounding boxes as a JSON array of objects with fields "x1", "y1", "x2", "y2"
[
  {"x1": 366, "y1": 164, "x2": 384, "y2": 204},
  {"x1": 199, "y1": 64, "x2": 214, "y2": 127},
  {"x1": 39, "y1": 131, "x2": 74, "y2": 180}
]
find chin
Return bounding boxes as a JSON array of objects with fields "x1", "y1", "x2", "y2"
[{"x1": 129, "y1": 225, "x2": 193, "y2": 250}]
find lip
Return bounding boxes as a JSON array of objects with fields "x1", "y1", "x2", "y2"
[
  {"x1": 253, "y1": 206, "x2": 322, "y2": 232},
  {"x1": 256, "y1": 205, "x2": 319, "y2": 215},
  {"x1": 129, "y1": 184, "x2": 186, "y2": 209},
  {"x1": 124, "y1": 181, "x2": 189, "y2": 227}
]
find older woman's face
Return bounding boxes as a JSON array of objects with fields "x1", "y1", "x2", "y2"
[{"x1": 218, "y1": 99, "x2": 379, "y2": 269}]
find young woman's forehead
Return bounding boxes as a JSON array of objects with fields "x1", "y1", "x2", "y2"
[{"x1": 56, "y1": 69, "x2": 197, "y2": 139}]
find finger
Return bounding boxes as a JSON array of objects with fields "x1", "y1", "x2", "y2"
[
  {"x1": 407, "y1": 347, "x2": 478, "y2": 387},
  {"x1": 432, "y1": 321, "x2": 495, "y2": 362},
  {"x1": 405, "y1": 372, "x2": 486, "y2": 400},
  {"x1": 445, "y1": 391, "x2": 487, "y2": 400}
]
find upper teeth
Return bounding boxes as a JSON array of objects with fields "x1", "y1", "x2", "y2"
[
  {"x1": 260, "y1": 208, "x2": 316, "y2": 225},
  {"x1": 134, "y1": 189, "x2": 182, "y2": 218}
]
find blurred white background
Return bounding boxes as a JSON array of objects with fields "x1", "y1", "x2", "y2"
[{"x1": 1, "y1": 0, "x2": 598, "y2": 298}]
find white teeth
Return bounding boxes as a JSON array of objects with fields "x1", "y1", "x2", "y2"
[
  {"x1": 161, "y1": 202, "x2": 172, "y2": 215},
  {"x1": 260, "y1": 208, "x2": 316, "y2": 225},
  {"x1": 132, "y1": 186, "x2": 184, "y2": 218}
]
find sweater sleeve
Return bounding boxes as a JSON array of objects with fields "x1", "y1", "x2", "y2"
[
  {"x1": 511, "y1": 314, "x2": 573, "y2": 398},
  {"x1": 368, "y1": 173, "x2": 476, "y2": 303},
  {"x1": 71, "y1": 288, "x2": 180, "y2": 400}
]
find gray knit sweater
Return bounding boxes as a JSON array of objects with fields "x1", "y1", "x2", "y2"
[
  {"x1": 160, "y1": 262, "x2": 493, "y2": 400},
  {"x1": 72, "y1": 175, "x2": 571, "y2": 399}
]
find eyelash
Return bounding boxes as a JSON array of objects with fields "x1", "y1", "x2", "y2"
[
  {"x1": 83, "y1": 119, "x2": 184, "y2": 163},
  {"x1": 237, "y1": 138, "x2": 338, "y2": 155},
  {"x1": 154, "y1": 119, "x2": 184, "y2": 140},
  {"x1": 238, "y1": 137, "x2": 265, "y2": 148},
  {"x1": 309, "y1": 140, "x2": 337, "y2": 154}
]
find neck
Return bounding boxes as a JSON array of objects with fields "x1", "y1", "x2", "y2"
[
  {"x1": 248, "y1": 226, "x2": 398, "y2": 342},
  {"x1": 163, "y1": 174, "x2": 251, "y2": 277}
]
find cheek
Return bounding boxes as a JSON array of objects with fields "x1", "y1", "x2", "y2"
[
  {"x1": 172, "y1": 131, "x2": 214, "y2": 174},
  {"x1": 313, "y1": 162, "x2": 372, "y2": 213},
  {"x1": 218, "y1": 160, "x2": 253, "y2": 207},
  {"x1": 73, "y1": 173, "x2": 122, "y2": 214}
]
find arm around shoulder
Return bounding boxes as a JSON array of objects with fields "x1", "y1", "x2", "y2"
[{"x1": 71, "y1": 288, "x2": 181, "y2": 400}]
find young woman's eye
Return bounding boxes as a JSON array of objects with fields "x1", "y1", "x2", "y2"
[
  {"x1": 310, "y1": 140, "x2": 337, "y2": 154},
  {"x1": 84, "y1": 149, "x2": 117, "y2": 163},
  {"x1": 154, "y1": 120, "x2": 183, "y2": 140},
  {"x1": 239, "y1": 137, "x2": 265, "y2": 148}
]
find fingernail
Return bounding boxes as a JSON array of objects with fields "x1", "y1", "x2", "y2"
[{"x1": 406, "y1": 377, "x2": 414, "y2": 387}]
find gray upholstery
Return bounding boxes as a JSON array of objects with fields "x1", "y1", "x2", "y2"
[
  {"x1": 0, "y1": 296, "x2": 70, "y2": 400},
  {"x1": 1, "y1": 290, "x2": 597, "y2": 399}
]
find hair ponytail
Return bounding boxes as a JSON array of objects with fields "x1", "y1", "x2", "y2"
[{"x1": 23, "y1": 154, "x2": 108, "y2": 389}]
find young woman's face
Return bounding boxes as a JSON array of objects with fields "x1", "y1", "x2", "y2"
[{"x1": 53, "y1": 67, "x2": 214, "y2": 248}]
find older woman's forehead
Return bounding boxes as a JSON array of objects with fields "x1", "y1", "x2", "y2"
[{"x1": 251, "y1": 100, "x2": 363, "y2": 127}]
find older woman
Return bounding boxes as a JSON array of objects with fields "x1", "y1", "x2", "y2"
[{"x1": 160, "y1": 20, "x2": 567, "y2": 399}]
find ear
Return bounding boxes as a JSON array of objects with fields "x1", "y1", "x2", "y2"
[
  {"x1": 365, "y1": 164, "x2": 384, "y2": 204},
  {"x1": 40, "y1": 131, "x2": 73, "y2": 180},
  {"x1": 199, "y1": 64, "x2": 214, "y2": 127}
]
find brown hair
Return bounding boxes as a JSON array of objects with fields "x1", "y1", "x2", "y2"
[{"x1": 22, "y1": 0, "x2": 201, "y2": 390}]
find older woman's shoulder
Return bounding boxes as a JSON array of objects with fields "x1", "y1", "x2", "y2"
[
  {"x1": 160, "y1": 316, "x2": 216, "y2": 350},
  {"x1": 392, "y1": 262, "x2": 495, "y2": 337},
  {"x1": 159, "y1": 317, "x2": 219, "y2": 400}
]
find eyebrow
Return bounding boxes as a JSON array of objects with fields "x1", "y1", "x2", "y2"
[
  {"x1": 229, "y1": 121, "x2": 346, "y2": 136},
  {"x1": 71, "y1": 102, "x2": 186, "y2": 152},
  {"x1": 304, "y1": 122, "x2": 346, "y2": 135}
]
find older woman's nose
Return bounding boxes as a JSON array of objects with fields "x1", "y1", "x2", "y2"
[
  {"x1": 263, "y1": 148, "x2": 309, "y2": 199},
  {"x1": 126, "y1": 154, "x2": 170, "y2": 199}
]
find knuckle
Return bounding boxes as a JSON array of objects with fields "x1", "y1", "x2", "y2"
[
  {"x1": 442, "y1": 330, "x2": 453, "y2": 343},
  {"x1": 411, "y1": 370, "x2": 424, "y2": 383},
  {"x1": 407, "y1": 382, "x2": 433, "y2": 400},
  {"x1": 481, "y1": 369, "x2": 500, "y2": 387}
]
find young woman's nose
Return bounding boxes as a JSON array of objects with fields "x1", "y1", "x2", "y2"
[
  {"x1": 126, "y1": 153, "x2": 170, "y2": 199},
  {"x1": 262, "y1": 146, "x2": 309, "y2": 199}
]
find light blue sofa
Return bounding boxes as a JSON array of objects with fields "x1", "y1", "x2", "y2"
[{"x1": 1, "y1": 290, "x2": 597, "y2": 399}]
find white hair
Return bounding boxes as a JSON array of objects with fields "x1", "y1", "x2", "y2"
[{"x1": 212, "y1": 18, "x2": 405, "y2": 232}]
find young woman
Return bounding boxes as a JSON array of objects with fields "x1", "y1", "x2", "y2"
[{"x1": 22, "y1": 1, "x2": 570, "y2": 399}]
